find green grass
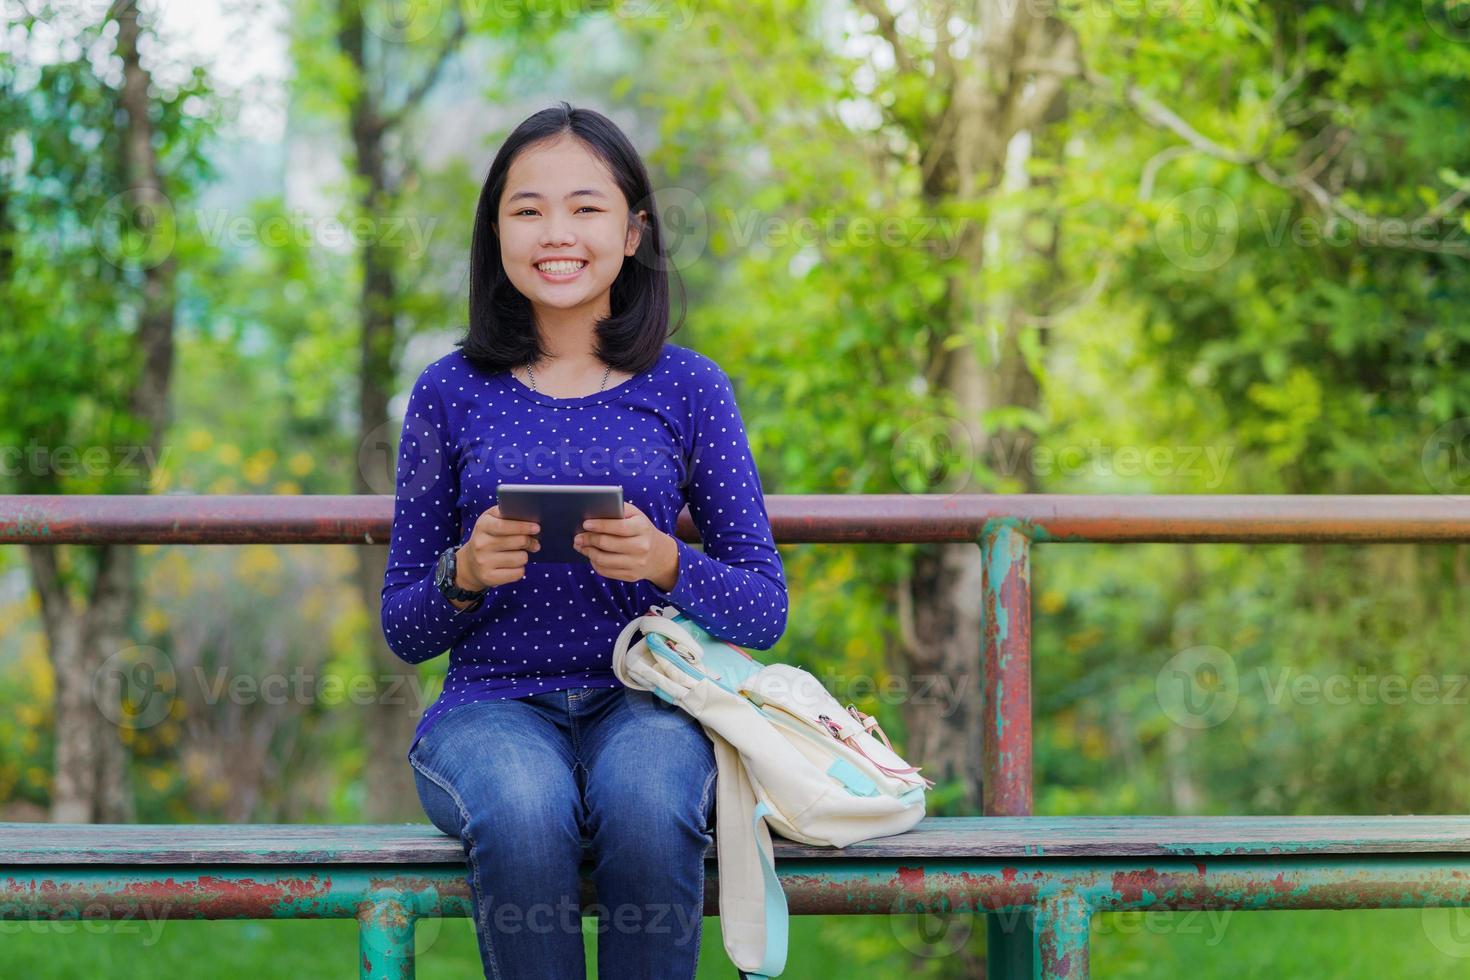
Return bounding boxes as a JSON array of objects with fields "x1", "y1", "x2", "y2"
[{"x1": 1, "y1": 910, "x2": 1468, "y2": 976}]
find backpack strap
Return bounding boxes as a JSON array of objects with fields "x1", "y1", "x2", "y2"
[{"x1": 714, "y1": 738, "x2": 789, "y2": 979}]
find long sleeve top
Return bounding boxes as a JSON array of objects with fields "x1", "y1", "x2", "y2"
[{"x1": 380, "y1": 341, "x2": 789, "y2": 759}]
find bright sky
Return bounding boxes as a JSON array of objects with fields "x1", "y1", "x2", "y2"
[
  {"x1": 150, "y1": 0, "x2": 291, "y2": 140},
  {"x1": 5, "y1": 0, "x2": 291, "y2": 139}
]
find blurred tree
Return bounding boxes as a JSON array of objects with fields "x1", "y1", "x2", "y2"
[{"x1": 0, "y1": 0, "x2": 220, "y2": 822}]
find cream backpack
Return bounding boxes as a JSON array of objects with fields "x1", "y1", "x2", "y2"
[{"x1": 612, "y1": 604, "x2": 934, "y2": 980}]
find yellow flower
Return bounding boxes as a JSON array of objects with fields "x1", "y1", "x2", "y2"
[
  {"x1": 184, "y1": 429, "x2": 215, "y2": 453},
  {"x1": 143, "y1": 607, "x2": 170, "y2": 635}
]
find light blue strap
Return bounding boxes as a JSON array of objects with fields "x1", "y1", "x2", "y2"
[
  {"x1": 740, "y1": 800, "x2": 788, "y2": 979},
  {"x1": 826, "y1": 757, "x2": 880, "y2": 797}
]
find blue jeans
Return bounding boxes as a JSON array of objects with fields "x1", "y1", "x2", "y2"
[{"x1": 408, "y1": 684, "x2": 718, "y2": 980}]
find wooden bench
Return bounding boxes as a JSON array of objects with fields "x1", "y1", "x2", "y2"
[
  {"x1": 5, "y1": 493, "x2": 1470, "y2": 977},
  {"x1": 3, "y1": 815, "x2": 1470, "y2": 978}
]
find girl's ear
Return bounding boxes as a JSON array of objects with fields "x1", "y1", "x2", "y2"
[{"x1": 626, "y1": 209, "x2": 647, "y2": 255}]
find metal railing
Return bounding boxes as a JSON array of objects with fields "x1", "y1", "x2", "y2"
[{"x1": 2, "y1": 492, "x2": 1467, "y2": 978}]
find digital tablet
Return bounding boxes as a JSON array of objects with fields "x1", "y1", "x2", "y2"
[{"x1": 495, "y1": 484, "x2": 624, "y2": 564}]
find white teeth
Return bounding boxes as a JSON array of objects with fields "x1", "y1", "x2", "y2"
[{"x1": 536, "y1": 260, "x2": 586, "y2": 275}]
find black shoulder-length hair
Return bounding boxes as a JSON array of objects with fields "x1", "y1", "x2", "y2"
[{"x1": 456, "y1": 101, "x2": 685, "y2": 376}]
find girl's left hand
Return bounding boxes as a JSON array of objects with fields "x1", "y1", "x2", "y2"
[{"x1": 574, "y1": 501, "x2": 676, "y2": 585}]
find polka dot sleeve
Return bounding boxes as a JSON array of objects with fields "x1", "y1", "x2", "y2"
[
  {"x1": 379, "y1": 367, "x2": 499, "y2": 664},
  {"x1": 648, "y1": 362, "x2": 789, "y2": 649}
]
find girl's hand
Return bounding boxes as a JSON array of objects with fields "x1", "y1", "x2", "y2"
[{"x1": 574, "y1": 501, "x2": 679, "y2": 588}]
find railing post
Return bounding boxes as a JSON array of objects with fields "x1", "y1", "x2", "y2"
[
  {"x1": 1032, "y1": 893, "x2": 1090, "y2": 979},
  {"x1": 981, "y1": 521, "x2": 1034, "y2": 975},
  {"x1": 359, "y1": 899, "x2": 416, "y2": 980}
]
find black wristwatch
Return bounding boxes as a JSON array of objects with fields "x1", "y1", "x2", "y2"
[{"x1": 435, "y1": 545, "x2": 488, "y2": 604}]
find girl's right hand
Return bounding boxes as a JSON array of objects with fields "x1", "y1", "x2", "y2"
[{"x1": 456, "y1": 504, "x2": 540, "y2": 590}]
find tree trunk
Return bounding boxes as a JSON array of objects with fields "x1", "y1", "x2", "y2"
[
  {"x1": 894, "y1": 1, "x2": 1075, "y2": 816},
  {"x1": 43, "y1": 0, "x2": 176, "y2": 824},
  {"x1": 338, "y1": 0, "x2": 426, "y2": 821}
]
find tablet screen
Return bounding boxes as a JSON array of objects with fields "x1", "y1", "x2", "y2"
[{"x1": 496, "y1": 484, "x2": 624, "y2": 564}]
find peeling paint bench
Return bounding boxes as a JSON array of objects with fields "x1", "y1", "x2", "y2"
[
  {"x1": 3, "y1": 815, "x2": 1470, "y2": 978},
  {"x1": 6, "y1": 496, "x2": 1470, "y2": 977}
]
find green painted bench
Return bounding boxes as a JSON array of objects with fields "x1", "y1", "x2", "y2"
[
  {"x1": 3, "y1": 815, "x2": 1470, "y2": 978},
  {"x1": 5, "y1": 494, "x2": 1470, "y2": 977}
]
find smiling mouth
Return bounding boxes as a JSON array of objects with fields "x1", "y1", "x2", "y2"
[{"x1": 535, "y1": 260, "x2": 588, "y2": 280}]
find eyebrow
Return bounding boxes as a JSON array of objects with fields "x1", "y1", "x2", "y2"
[{"x1": 505, "y1": 188, "x2": 609, "y2": 206}]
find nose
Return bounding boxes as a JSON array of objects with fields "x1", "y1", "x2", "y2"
[{"x1": 540, "y1": 216, "x2": 577, "y2": 249}]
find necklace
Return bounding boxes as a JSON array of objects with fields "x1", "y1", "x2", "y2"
[{"x1": 524, "y1": 358, "x2": 611, "y2": 395}]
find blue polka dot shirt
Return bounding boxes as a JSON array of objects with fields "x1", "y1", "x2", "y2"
[{"x1": 380, "y1": 341, "x2": 789, "y2": 759}]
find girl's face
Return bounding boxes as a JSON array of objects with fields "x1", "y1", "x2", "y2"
[{"x1": 496, "y1": 135, "x2": 646, "y2": 326}]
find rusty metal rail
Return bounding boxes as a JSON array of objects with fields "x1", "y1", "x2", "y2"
[
  {"x1": 1, "y1": 493, "x2": 1466, "y2": 978},
  {"x1": 1, "y1": 493, "x2": 1466, "y2": 544}
]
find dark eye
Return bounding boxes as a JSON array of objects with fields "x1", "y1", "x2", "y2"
[
  {"x1": 577, "y1": 206, "x2": 600, "y2": 213},
  {"x1": 513, "y1": 208, "x2": 536, "y2": 216}
]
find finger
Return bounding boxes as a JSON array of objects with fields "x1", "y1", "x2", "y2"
[
  {"x1": 582, "y1": 516, "x2": 638, "y2": 536},
  {"x1": 489, "y1": 504, "x2": 540, "y2": 535},
  {"x1": 578, "y1": 532, "x2": 624, "y2": 553},
  {"x1": 578, "y1": 541, "x2": 632, "y2": 567}
]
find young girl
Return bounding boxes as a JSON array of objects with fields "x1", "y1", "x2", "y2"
[{"x1": 379, "y1": 101, "x2": 789, "y2": 980}]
